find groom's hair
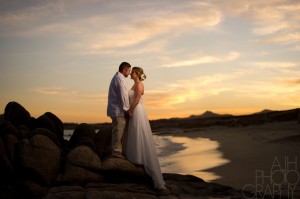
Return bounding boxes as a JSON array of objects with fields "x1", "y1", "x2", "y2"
[{"x1": 119, "y1": 62, "x2": 131, "y2": 72}]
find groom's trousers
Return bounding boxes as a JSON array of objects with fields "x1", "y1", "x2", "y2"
[{"x1": 111, "y1": 116, "x2": 127, "y2": 154}]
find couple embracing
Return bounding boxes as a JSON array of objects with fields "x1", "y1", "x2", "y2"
[{"x1": 107, "y1": 62, "x2": 166, "y2": 190}]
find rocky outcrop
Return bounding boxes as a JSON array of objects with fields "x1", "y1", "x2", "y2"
[{"x1": 0, "y1": 101, "x2": 248, "y2": 199}]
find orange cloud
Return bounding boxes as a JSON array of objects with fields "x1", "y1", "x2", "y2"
[{"x1": 161, "y1": 51, "x2": 240, "y2": 68}]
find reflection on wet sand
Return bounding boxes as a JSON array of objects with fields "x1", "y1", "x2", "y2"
[{"x1": 154, "y1": 135, "x2": 230, "y2": 182}]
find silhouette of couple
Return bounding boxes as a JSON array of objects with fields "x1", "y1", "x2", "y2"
[{"x1": 107, "y1": 62, "x2": 166, "y2": 190}]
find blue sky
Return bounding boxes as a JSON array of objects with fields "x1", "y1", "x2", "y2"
[{"x1": 1, "y1": 0, "x2": 300, "y2": 123}]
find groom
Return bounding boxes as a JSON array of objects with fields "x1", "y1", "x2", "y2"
[{"x1": 107, "y1": 62, "x2": 131, "y2": 158}]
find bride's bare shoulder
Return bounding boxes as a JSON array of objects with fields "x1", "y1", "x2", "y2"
[{"x1": 137, "y1": 82, "x2": 144, "y2": 88}]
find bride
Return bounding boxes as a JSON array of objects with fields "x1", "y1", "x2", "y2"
[{"x1": 123, "y1": 66, "x2": 166, "y2": 190}]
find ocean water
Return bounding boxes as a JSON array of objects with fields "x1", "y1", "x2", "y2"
[
  {"x1": 64, "y1": 130, "x2": 228, "y2": 182},
  {"x1": 155, "y1": 135, "x2": 229, "y2": 182}
]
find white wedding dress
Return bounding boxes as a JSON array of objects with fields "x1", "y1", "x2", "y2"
[{"x1": 123, "y1": 90, "x2": 166, "y2": 189}]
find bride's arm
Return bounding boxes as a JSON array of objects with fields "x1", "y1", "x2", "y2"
[{"x1": 128, "y1": 83, "x2": 144, "y2": 114}]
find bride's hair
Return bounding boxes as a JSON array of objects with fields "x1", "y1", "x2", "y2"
[{"x1": 132, "y1": 67, "x2": 146, "y2": 81}]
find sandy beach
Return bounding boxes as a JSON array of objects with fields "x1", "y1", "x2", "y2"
[{"x1": 155, "y1": 121, "x2": 300, "y2": 197}]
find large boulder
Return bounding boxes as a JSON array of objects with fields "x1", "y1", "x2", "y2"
[
  {"x1": 69, "y1": 123, "x2": 96, "y2": 150},
  {"x1": 21, "y1": 180, "x2": 49, "y2": 199},
  {"x1": 30, "y1": 128, "x2": 61, "y2": 148},
  {"x1": 101, "y1": 157, "x2": 150, "y2": 184},
  {"x1": 17, "y1": 133, "x2": 61, "y2": 186},
  {"x1": 4, "y1": 101, "x2": 31, "y2": 127},
  {"x1": 3, "y1": 134, "x2": 19, "y2": 164},
  {"x1": 35, "y1": 112, "x2": 65, "y2": 146},
  {"x1": 95, "y1": 126, "x2": 112, "y2": 158},
  {"x1": 44, "y1": 186, "x2": 85, "y2": 199},
  {"x1": 0, "y1": 122, "x2": 20, "y2": 163},
  {"x1": 60, "y1": 145, "x2": 102, "y2": 185},
  {"x1": 17, "y1": 125, "x2": 30, "y2": 139},
  {"x1": 44, "y1": 112, "x2": 64, "y2": 145},
  {"x1": 35, "y1": 115, "x2": 57, "y2": 137},
  {"x1": 85, "y1": 189, "x2": 157, "y2": 199},
  {"x1": 0, "y1": 121, "x2": 19, "y2": 138},
  {"x1": 0, "y1": 137, "x2": 15, "y2": 183}
]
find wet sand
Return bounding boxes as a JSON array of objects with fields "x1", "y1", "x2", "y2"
[{"x1": 155, "y1": 121, "x2": 300, "y2": 196}]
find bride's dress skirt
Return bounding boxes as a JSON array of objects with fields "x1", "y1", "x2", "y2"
[{"x1": 123, "y1": 90, "x2": 165, "y2": 189}]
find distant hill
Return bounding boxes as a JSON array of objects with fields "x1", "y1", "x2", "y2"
[
  {"x1": 189, "y1": 111, "x2": 232, "y2": 119},
  {"x1": 150, "y1": 108, "x2": 300, "y2": 130},
  {"x1": 252, "y1": 109, "x2": 273, "y2": 115}
]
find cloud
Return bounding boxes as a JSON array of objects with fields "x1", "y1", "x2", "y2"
[
  {"x1": 161, "y1": 51, "x2": 240, "y2": 68},
  {"x1": 144, "y1": 70, "x2": 248, "y2": 109},
  {"x1": 257, "y1": 32, "x2": 300, "y2": 45},
  {"x1": 32, "y1": 86, "x2": 104, "y2": 104},
  {"x1": 217, "y1": 0, "x2": 300, "y2": 45},
  {"x1": 279, "y1": 78, "x2": 300, "y2": 86},
  {"x1": 0, "y1": 1, "x2": 66, "y2": 28},
  {"x1": 145, "y1": 63, "x2": 300, "y2": 113},
  {"x1": 233, "y1": 78, "x2": 300, "y2": 107},
  {"x1": 0, "y1": 1, "x2": 223, "y2": 53},
  {"x1": 252, "y1": 22, "x2": 289, "y2": 35},
  {"x1": 68, "y1": 2, "x2": 223, "y2": 53},
  {"x1": 248, "y1": 61, "x2": 299, "y2": 69},
  {"x1": 32, "y1": 87, "x2": 74, "y2": 95}
]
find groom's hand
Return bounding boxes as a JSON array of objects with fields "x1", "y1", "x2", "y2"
[{"x1": 125, "y1": 110, "x2": 131, "y2": 119}]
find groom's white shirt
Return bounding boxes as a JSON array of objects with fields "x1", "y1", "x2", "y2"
[{"x1": 107, "y1": 72, "x2": 130, "y2": 117}]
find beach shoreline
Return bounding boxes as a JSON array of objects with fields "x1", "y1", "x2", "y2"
[{"x1": 154, "y1": 121, "x2": 300, "y2": 196}]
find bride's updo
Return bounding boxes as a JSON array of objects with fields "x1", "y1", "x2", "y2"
[{"x1": 132, "y1": 67, "x2": 146, "y2": 81}]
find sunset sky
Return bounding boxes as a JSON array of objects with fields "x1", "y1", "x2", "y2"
[{"x1": 1, "y1": 0, "x2": 300, "y2": 123}]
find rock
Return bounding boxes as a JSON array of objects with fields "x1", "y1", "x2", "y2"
[
  {"x1": 44, "y1": 112, "x2": 64, "y2": 145},
  {"x1": 102, "y1": 157, "x2": 145, "y2": 175},
  {"x1": 85, "y1": 182, "x2": 156, "y2": 195},
  {"x1": 4, "y1": 101, "x2": 31, "y2": 127},
  {"x1": 0, "y1": 122, "x2": 20, "y2": 164},
  {"x1": 85, "y1": 189, "x2": 157, "y2": 199},
  {"x1": 3, "y1": 134, "x2": 19, "y2": 163},
  {"x1": 35, "y1": 114, "x2": 57, "y2": 137},
  {"x1": 22, "y1": 180, "x2": 49, "y2": 199},
  {"x1": 60, "y1": 145, "x2": 103, "y2": 185},
  {"x1": 17, "y1": 125, "x2": 30, "y2": 139},
  {"x1": 44, "y1": 173, "x2": 246, "y2": 199},
  {"x1": 30, "y1": 128, "x2": 61, "y2": 148},
  {"x1": 0, "y1": 137, "x2": 23, "y2": 199},
  {"x1": 69, "y1": 123, "x2": 96, "y2": 150},
  {"x1": 0, "y1": 137, "x2": 15, "y2": 182},
  {"x1": 44, "y1": 186, "x2": 85, "y2": 199},
  {"x1": 0, "y1": 121, "x2": 19, "y2": 138},
  {"x1": 35, "y1": 112, "x2": 65, "y2": 146},
  {"x1": 101, "y1": 157, "x2": 151, "y2": 184},
  {"x1": 95, "y1": 126, "x2": 112, "y2": 158},
  {"x1": 67, "y1": 145, "x2": 101, "y2": 169},
  {"x1": 163, "y1": 173, "x2": 239, "y2": 198},
  {"x1": 17, "y1": 134, "x2": 61, "y2": 186}
]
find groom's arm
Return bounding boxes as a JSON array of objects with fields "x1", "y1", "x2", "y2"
[{"x1": 118, "y1": 77, "x2": 130, "y2": 112}]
